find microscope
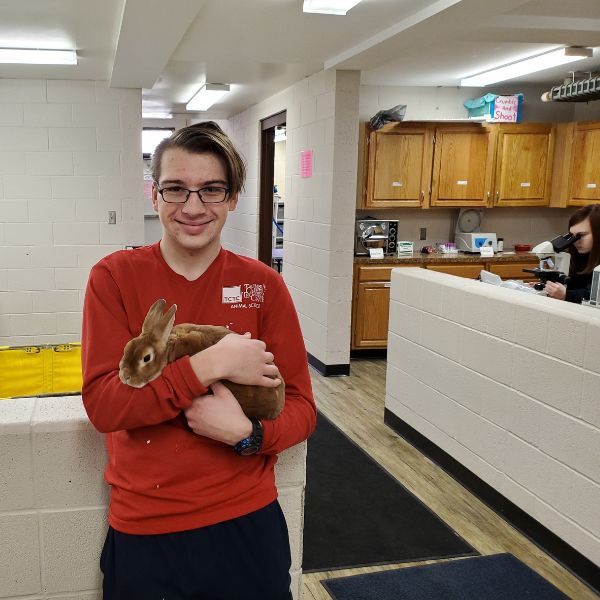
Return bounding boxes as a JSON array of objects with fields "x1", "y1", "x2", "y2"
[{"x1": 523, "y1": 232, "x2": 582, "y2": 291}]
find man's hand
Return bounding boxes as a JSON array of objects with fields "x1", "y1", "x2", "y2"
[
  {"x1": 544, "y1": 281, "x2": 567, "y2": 300},
  {"x1": 184, "y1": 381, "x2": 252, "y2": 445},
  {"x1": 189, "y1": 332, "x2": 281, "y2": 388}
]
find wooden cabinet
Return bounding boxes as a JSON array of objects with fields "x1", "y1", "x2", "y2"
[
  {"x1": 569, "y1": 122, "x2": 600, "y2": 204},
  {"x1": 352, "y1": 258, "x2": 540, "y2": 350},
  {"x1": 364, "y1": 125, "x2": 433, "y2": 208},
  {"x1": 491, "y1": 123, "x2": 555, "y2": 207},
  {"x1": 363, "y1": 121, "x2": 555, "y2": 209},
  {"x1": 487, "y1": 260, "x2": 538, "y2": 281},
  {"x1": 425, "y1": 263, "x2": 485, "y2": 278},
  {"x1": 352, "y1": 264, "x2": 418, "y2": 349},
  {"x1": 430, "y1": 125, "x2": 496, "y2": 207},
  {"x1": 553, "y1": 121, "x2": 600, "y2": 206}
]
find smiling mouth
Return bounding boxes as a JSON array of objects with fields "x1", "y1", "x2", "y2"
[{"x1": 177, "y1": 219, "x2": 211, "y2": 228}]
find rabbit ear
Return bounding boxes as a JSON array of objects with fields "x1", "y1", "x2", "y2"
[
  {"x1": 147, "y1": 302, "x2": 177, "y2": 347},
  {"x1": 141, "y1": 299, "x2": 167, "y2": 334},
  {"x1": 149, "y1": 303, "x2": 176, "y2": 348},
  {"x1": 158, "y1": 304, "x2": 177, "y2": 339}
]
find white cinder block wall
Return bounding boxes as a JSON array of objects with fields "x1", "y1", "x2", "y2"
[
  {"x1": 0, "y1": 79, "x2": 144, "y2": 347},
  {"x1": 228, "y1": 69, "x2": 359, "y2": 368},
  {"x1": 385, "y1": 267, "x2": 600, "y2": 566},
  {"x1": 0, "y1": 395, "x2": 307, "y2": 599}
]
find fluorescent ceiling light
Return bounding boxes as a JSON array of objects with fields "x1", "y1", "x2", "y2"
[
  {"x1": 142, "y1": 129, "x2": 174, "y2": 155},
  {"x1": 303, "y1": 0, "x2": 362, "y2": 15},
  {"x1": 0, "y1": 48, "x2": 77, "y2": 65},
  {"x1": 460, "y1": 46, "x2": 593, "y2": 87},
  {"x1": 142, "y1": 111, "x2": 173, "y2": 120},
  {"x1": 186, "y1": 83, "x2": 230, "y2": 111}
]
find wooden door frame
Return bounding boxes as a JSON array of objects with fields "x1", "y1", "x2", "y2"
[{"x1": 258, "y1": 110, "x2": 286, "y2": 266}]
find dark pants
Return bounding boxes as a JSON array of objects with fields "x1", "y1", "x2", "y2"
[{"x1": 100, "y1": 501, "x2": 293, "y2": 600}]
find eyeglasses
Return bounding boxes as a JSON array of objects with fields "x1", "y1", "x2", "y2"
[{"x1": 155, "y1": 185, "x2": 230, "y2": 204}]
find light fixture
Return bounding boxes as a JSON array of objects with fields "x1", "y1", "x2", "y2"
[
  {"x1": 303, "y1": 0, "x2": 362, "y2": 15},
  {"x1": 186, "y1": 83, "x2": 230, "y2": 111},
  {"x1": 142, "y1": 111, "x2": 173, "y2": 120},
  {"x1": 460, "y1": 46, "x2": 593, "y2": 87},
  {"x1": 0, "y1": 47, "x2": 77, "y2": 65}
]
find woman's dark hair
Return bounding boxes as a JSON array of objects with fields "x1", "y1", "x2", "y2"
[
  {"x1": 568, "y1": 204, "x2": 600, "y2": 274},
  {"x1": 151, "y1": 121, "x2": 246, "y2": 196}
]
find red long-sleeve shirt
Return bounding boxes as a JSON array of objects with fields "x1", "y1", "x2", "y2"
[{"x1": 81, "y1": 244, "x2": 316, "y2": 534}]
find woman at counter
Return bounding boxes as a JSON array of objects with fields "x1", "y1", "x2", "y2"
[{"x1": 545, "y1": 204, "x2": 600, "y2": 303}]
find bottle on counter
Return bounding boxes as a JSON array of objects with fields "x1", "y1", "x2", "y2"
[{"x1": 497, "y1": 237, "x2": 504, "y2": 252}]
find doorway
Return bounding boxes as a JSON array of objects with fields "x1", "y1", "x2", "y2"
[{"x1": 258, "y1": 110, "x2": 286, "y2": 272}]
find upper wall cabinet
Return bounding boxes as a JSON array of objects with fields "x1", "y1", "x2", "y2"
[
  {"x1": 362, "y1": 121, "x2": 555, "y2": 209},
  {"x1": 491, "y1": 123, "x2": 555, "y2": 207},
  {"x1": 430, "y1": 125, "x2": 496, "y2": 207},
  {"x1": 363, "y1": 124, "x2": 434, "y2": 208},
  {"x1": 552, "y1": 121, "x2": 600, "y2": 206}
]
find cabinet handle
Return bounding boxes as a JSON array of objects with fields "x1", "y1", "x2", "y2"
[
  {"x1": 420, "y1": 190, "x2": 424, "y2": 202},
  {"x1": 487, "y1": 191, "x2": 490, "y2": 200},
  {"x1": 496, "y1": 191, "x2": 499, "y2": 201}
]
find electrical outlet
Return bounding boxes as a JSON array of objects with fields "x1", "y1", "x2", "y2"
[
  {"x1": 108, "y1": 211, "x2": 117, "y2": 225},
  {"x1": 419, "y1": 227, "x2": 427, "y2": 240}
]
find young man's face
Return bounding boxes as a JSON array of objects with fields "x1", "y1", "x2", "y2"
[{"x1": 152, "y1": 148, "x2": 238, "y2": 256}]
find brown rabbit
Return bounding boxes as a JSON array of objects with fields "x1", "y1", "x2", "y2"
[{"x1": 118, "y1": 299, "x2": 284, "y2": 420}]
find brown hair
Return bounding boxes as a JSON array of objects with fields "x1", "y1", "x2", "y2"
[
  {"x1": 151, "y1": 121, "x2": 246, "y2": 196},
  {"x1": 568, "y1": 204, "x2": 600, "y2": 274}
]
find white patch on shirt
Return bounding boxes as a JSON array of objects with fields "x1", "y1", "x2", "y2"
[{"x1": 222, "y1": 285, "x2": 242, "y2": 304}]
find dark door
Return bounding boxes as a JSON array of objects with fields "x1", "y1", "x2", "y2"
[{"x1": 259, "y1": 111, "x2": 286, "y2": 270}]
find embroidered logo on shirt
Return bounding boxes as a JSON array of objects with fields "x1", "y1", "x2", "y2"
[
  {"x1": 222, "y1": 283, "x2": 266, "y2": 309},
  {"x1": 243, "y1": 283, "x2": 265, "y2": 303}
]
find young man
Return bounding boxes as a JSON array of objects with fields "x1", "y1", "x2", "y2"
[{"x1": 81, "y1": 122, "x2": 316, "y2": 600}]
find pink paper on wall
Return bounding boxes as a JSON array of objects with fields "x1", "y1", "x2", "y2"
[
  {"x1": 300, "y1": 150, "x2": 313, "y2": 178},
  {"x1": 143, "y1": 180, "x2": 153, "y2": 200}
]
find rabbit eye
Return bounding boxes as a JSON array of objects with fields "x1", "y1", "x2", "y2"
[{"x1": 143, "y1": 354, "x2": 152, "y2": 363}]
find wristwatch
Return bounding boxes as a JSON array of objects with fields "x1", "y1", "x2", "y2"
[{"x1": 233, "y1": 418, "x2": 263, "y2": 455}]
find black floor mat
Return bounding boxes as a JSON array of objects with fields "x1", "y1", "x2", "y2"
[{"x1": 302, "y1": 413, "x2": 477, "y2": 572}]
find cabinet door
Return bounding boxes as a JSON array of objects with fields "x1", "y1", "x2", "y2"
[
  {"x1": 430, "y1": 126, "x2": 495, "y2": 206},
  {"x1": 352, "y1": 281, "x2": 392, "y2": 348},
  {"x1": 366, "y1": 126, "x2": 434, "y2": 208},
  {"x1": 569, "y1": 122, "x2": 600, "y2": 204},
  {"x1": 487, "y1": 261, "x2": 538, "y2": 281},
  {"x1": 493, "y1": 124, "x2": 554, "y2": 206},
  {"x1": 425, "y1": 263, "x2": 484, "y2": 278}
]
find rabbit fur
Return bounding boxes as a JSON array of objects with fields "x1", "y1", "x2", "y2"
[{"x1": 119, "y1": 299, "x2": 284, "y2": 420}]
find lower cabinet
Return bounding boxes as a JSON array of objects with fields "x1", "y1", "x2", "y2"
[
  {"x1": 425, "y1": 263, "x2": 485, "y2": 278},
  {"x1": 351, "y1": 258, "x2": 538, "y2": 349},
  {"x1": 487, "y1": 261, "x2": 538, "y2": 281},
  {"x1": 351, "y1": 264, "x2": 417, "y2": 349}
]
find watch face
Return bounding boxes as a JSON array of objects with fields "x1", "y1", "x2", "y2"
[
  {"x1": 233, "y1": 419, "x2": 263, "y2": 455},
  {"x1": 239, "y1": 443, "x2": 259, "y2": 456}
]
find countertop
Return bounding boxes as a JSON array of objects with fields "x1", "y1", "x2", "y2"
[{"x1": 354, "y1": 251, "x2": 539, "y2": 265}]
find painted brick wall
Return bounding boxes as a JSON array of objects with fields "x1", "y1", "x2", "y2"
[
  {"x1": 385, "y1": 267, "x2": 600, "y2": 566},
  {"x1": 0, "y1": 79, "x2": 144, "y2": 347},
  {"x1": 0, "y1": 395, "x2": 307, "y2": 599},
  {"x1": 228, "y1": 69, "x2": 359, "y2": 368}
]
